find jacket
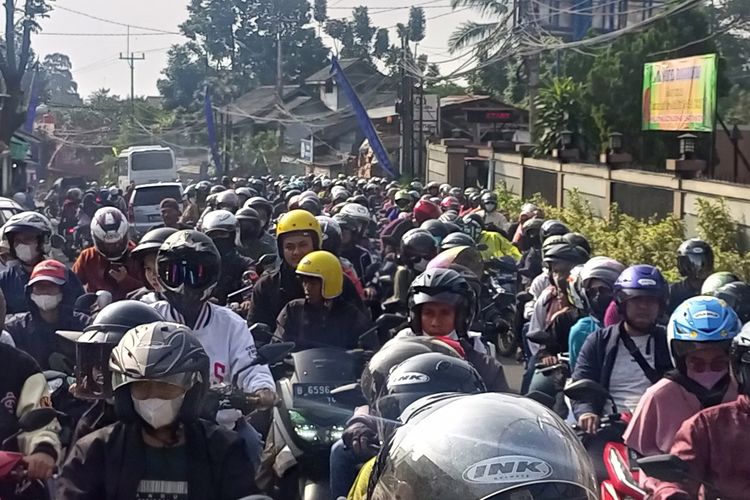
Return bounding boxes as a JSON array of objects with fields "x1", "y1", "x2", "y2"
[
  {"x1": 72, "y1": 244, "x2": 144, "y2": 301},
  {"x1": 462, "y1": 339, "x2": 511, "y2": 393},
  {"x1": 341, "y1": 244, "x2": 373, "y2": 282},
  {"x1": 571, "y1": 322, "x2": 672, "y2": 419},
  {"x1": 56, "y1": 420, "x2": 257, "y2": 500},
  {"x1": 0, "y1": 343, "x2": 61, "y2": 460},
  {"x1": 651, "y1": 395, "x2": 750, "y2": 500},
  {"x1": 247, "y1": 263, "x2": 364, "y2": 328},
  {"x1": 237, "y1": 232, "x2": 277, "y2": 261},
  {"x1": 213, "y1": 249, "x2": 255, "y2": 306},
  {"x1": 275, "y1": 298, "x2": 371, "y2": 351},
  {"x1": 153, "y1": 301, "x2": 275, "y2": 392},
  {"x1": 0, "y1": 263, "x2": 85, "y2": 314},
  {"x1": 477, "y1": 231, "x2": 522, "y2": 262}
]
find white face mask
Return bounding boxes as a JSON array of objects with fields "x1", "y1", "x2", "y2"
[
  {"x1": 132, "y1": 394, "x2": 185, "y2": 429},
  {"x1": 31, "y1": 293, "x2": 62, "y2": 311},
  {"x1": 14, "y1": 243, "x2": 39, "y2": 263}
]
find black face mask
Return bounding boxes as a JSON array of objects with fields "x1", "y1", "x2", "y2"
[
  {"x1": 212, "y1": 237, "x2": 234, "y2": 256},
  {"x1": 240, "y1": 222, "x2": 262, "y2": 241},
  {"x1": 587, "y1": 290, "x2": 613, "y2": 321}
]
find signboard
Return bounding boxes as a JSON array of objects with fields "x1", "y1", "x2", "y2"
[
  {"x1": 300, "y1": 138, "x2": 314, "y2": 163},
  {"x1": 642, "y1": 54, "x2": 717, "y2": 132},
  {"x1": 466, "y1": 109, "x2": 517, "y2": 124}
]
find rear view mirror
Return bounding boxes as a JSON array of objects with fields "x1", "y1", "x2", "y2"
[
  {"x1": 563, "y1": 379, "x2": 610, "y2": 404},
  {"x1": 255, "y1": 342, "x2": 295, "y2": 366},
  {"x1": 375, "y1": 314, "x2": 407, "y2": 330},
  {"x1": 50, "y1": 234, "x2": 65, "y2": 249},
  {"x1": 258, "y1": 254, "x2": 277, "y2": 267},
  {"x1": 18, "y1": 408, "x2": 58, "y2": 433},
  {"x1": 249, "y1": 323, "x2": 274, "y2": 343},
  {"x1": 637, "y1": 455, "x2": 690, "y2": 483}
]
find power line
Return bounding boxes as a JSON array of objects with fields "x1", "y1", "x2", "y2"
[
  {"x1": 52, "y1": 4, "x2": 181, "y2": 34},
  {"x1": 38, "y1": 32, "x2": 179, "y2": 37}
]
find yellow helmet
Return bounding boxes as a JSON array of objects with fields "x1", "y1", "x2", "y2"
[
  {"x1": 276, "y1": 209, "x2": 322, "y2": 249},
  {"x1": 296, "y1": 250, "x2": 343, "y2": 299}
]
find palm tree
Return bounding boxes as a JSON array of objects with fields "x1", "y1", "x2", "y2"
[{"x1": 447, "y1": 0, "x2": 513, "y2": 54}]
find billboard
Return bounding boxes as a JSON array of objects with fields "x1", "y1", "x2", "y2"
[{"x1": 641, "y1": 54, "x2": 717, "y2": 132}]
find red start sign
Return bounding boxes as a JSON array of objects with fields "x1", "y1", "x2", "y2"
[{"x1": 466, "y1": 109, "x2": 516, "y2": 123}]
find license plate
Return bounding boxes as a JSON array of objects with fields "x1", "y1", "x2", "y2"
[{"x1": 293, "y1": 383, "x2": 335, "y2": 405}]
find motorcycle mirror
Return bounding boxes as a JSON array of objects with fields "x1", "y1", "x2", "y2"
[
  {"x1": 375, "y1": 313, "x2": 407, "y2": 330},
  {"x1": 636, "y1": 455, "x2": 690, "y2": 483},
  {"x1": 358, "y1": 328, "x2": 380, "y2": 351},
  {"x1": 18, "y1": 408, "x2": 58, "y2": 433},
  {"x1": 255, "y1": 342, "x2": 295, "y2": 366},
  {"x1": 249, "y1": 323, "x2": 274, "y2": 343},
  {"x1": 74, "y1": 293, "x2": 99, "y2": 313},
  {"x1": 50, "y1": 233, "x2": 65, "y2": 249},
  {"x1": 258, "y1": 254, "x2": 277, "y2": 267},
  {"x1": 563, "y1": 378, "x2": 610, "y2": 403}
]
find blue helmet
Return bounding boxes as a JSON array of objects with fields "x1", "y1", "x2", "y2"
[
  {"x1": 614, "y1": 264, "x2": 668, "y2": 305},
  {"x1": 668, "y1": 295, "x2": 741, "y2": 370}
]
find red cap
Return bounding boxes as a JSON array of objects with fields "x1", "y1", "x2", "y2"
[{"x1": 29, "y1": 259, "x2": 67, "y2": 286}]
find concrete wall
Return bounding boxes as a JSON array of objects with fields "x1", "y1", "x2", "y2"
[{"x1": 427, "y1": 142, "x2": 750, "y2": 247}]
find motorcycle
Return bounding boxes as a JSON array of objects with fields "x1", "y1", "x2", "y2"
[
  {"x1": 478, "y1": 256, "x2": 518, "y2": 357},
  {"x1": 565, "y1": 379, "x2": 644, "y2": 500}
]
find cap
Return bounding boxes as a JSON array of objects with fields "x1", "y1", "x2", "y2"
[
  {"x1": 29, "y1": 259, "x2": 67, "y2": 286},
  {"x1": 160, "y1": 198, "x2": 181, "y2": 211}
]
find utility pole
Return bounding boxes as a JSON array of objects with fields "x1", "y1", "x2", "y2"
[
  {"x1": 119, "y1": 27, "x2": 145, "y2": 117},
  {"x1": 399, "y1": 31, "x2": 414, "y2": 179},
  {"x1": 276, "y1": 29, "x2": 283, "y2": 105}
]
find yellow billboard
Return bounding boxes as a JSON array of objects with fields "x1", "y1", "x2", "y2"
[{"x1": 642, "y1": 54, "x2": 717, "y2": 132}]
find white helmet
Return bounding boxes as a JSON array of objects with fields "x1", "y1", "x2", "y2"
[
  {"x1": 2, "y1": 211, "x2": 53, "y2": 256},
  {"x1": 91, "y1": 207, "x2": 130, "y2": 261},
  {"x1": 201, "y1": 209, "x2": 237, "y2": 236},
  {"x1": 339, "y1": 202, "x2": 371, "y2": 224}
]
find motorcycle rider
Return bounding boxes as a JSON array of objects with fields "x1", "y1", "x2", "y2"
[
  {"x1": 72, "y1": 207, "x2": 144, "y2": 301},
  {"x1": 648, "y1": 322, "x2": 750, "y2": 500},
  {"x1": 334, "y1": 203, "x2": 374, "y2": 281},
  {"x1": 151, "y1": 198, "x2": 189, "y2": 230},
  {"x1": 57, "y1": 321, "x2": 258, "y2": 499},
  {"x1": 461, "y1": 212, "x2": 521, "y2": 262},
  {"x1": 247, "y1": 210, "x2": 363, "y2": 327},
  {"x1": 383, "y1": 228, "x2": 437, "y2": 314},
  {"x1": 0, "y1": 341, "x2": 61, "y2": 490},
  {"x1": 668, "y1": 238, "x2": 713, "y2": 314},
  {"x1": 128, "y1": 227, "x2": 179, "y2": 303},
  {"x1": 475, "y1": 192, "x2": 510, "y2": 233},
  {"x1": 200, "y1": 210, "x2": 254, "y2": 307},
  {"x1": 700, "y1": 270, "x2": 741, "y2": 295},
  {"x1": 517, "y1": 217, "x2": 544, "y2": 289},
  {"x1": 572, "y1": 264, "x2": 673, "y2": 433},
  {"x1": 316, "y1": 215, "x2": 366, "y2": 299},
  {"x1": 57, "y1": 300, "x2": 166, "y2": 442},
  {"x1": 0, "y1": 211, "x2": 85, "y2": 313},
  {"x1": 275, "y1": 250, "x2": 370, "y2": 350},
  {"x1": 5, "y1": 259, "x2": 89, "y2": 369},
  {"x1": 235, "y1": 207, "x2": 276, "y2": 260},
  {"x1": 244, "y1": 196, "x2": 274, "y2": 234},
  {"x1": 714, "y1": 281, "x2": 750, "y2": 324},
  {"x1": 624, "y1": 296, "x2": 740, "y2": 459}
]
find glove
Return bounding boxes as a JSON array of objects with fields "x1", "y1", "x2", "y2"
[{"x1": 342, "y1": 421, "x2": 378, "y2": 459}]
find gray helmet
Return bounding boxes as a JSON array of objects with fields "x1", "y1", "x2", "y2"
[
  {"x1": 110, "y1": 321, "x2": 209, "y2": 423},
  {"x1": 215, "y1": 190, "x2": 239, "y2": 212},
  {"x1": 370, "y1": 393, "x2": 597, "y2": 500}
]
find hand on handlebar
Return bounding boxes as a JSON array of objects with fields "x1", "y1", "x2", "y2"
[
  {"x1": 245, "y1": 388, "x2": 278, "y2": 410},
  {"x1": 343, "y1": 422, "x2": 378, "y2": 460},
  {"x1": 577, "y1": 413, "x2": 600, "y2": 434},
  {"x1": 24, "y1": 452, "x2": 56, "y2": 480},
  {"x1": 539, "y1": 355, "x2": 559, "y2": 367}
]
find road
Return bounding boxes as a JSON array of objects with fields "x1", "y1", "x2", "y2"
[{"x1": 499, "y1": 354, "x2": 525, "y2": 393}]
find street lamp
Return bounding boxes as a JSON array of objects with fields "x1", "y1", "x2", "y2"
[
  {"x1": 608, "y1": 132, "x2": 623, "y2": 153},
  {"x1": 678, "y1": 133, "x2": 697, "y2": 159}
]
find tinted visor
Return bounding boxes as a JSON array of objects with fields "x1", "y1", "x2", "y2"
[
  {"x1": 159, "y1": 258, "x2": 214, "y2": 289},
  {"x1": 75, "y1": 343, "x2": 115, "y2": 400}
]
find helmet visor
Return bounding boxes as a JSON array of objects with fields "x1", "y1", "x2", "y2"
[
  {"x1": 159, "y1": 259, "x2": 214, "y2": 289},
  {"x1": 96, "y1": 239, "x2": 128, "y2": 260},
  {"x1": 75, "y1": 343, "x2": 115, "y2": 400}
]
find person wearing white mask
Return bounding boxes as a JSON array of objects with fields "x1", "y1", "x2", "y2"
[
  {"x1": 5, "y1": 259, "x2": 89, "y2": 369},
  {"x1": 57, "y1": 321, "x2": 258, "y2": 500},
  {"x1": 0, "y1": 211, "x2": 85, "y2": 313}
]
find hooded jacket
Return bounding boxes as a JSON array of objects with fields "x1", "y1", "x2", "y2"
[
  {"x1": 56, "y1": 420, "x2": 257, "y2": 500},
  {"x1": 0, "y1": 263, "x2": 85, "y2": 314},
  {"x1": 5, "y1": 278, "x2": 90, "y2": 369}
]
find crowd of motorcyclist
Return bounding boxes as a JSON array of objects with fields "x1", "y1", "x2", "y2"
[{"x1": 0, "y1": 172, "x2": 746, "y2": 499}]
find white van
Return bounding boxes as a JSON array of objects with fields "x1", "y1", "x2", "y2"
[{"x1": 117, "y1": 145, "x2": 177, "y2": 190}]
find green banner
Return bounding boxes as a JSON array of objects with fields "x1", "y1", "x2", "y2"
[{"x1": 642, "y1": 53, "x2": 717, "y2": 132}]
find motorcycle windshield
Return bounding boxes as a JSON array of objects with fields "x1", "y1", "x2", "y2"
[{"x1": 291, "y1": 348, "x2": 363, "y2": 384}]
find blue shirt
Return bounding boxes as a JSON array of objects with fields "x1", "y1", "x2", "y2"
[
  {"x1": 0, "y1": 264, "x2": 85, "y2": 314},
  {"x1": 568, "y1": 315, "x2": 600, "y2": 370}
]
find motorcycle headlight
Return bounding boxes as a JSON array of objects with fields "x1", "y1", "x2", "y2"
[
  {"x1": 289, "y1": 409, "x2": 320, "y2": 442},
  {"x1": 328, "y1": 425, "x2": 345, "y2": 443}
]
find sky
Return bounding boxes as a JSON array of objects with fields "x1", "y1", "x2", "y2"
[{"x1": 30, "y1": 0, "x2": 480, "y2": 100}]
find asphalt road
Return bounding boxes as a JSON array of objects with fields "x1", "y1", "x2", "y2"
[{"x1": 499, "y1": 354, "x2": 526, "y2": 393}]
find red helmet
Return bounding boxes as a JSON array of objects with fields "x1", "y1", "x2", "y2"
[
  {"x1": 440, "y1": 196, "x2": 460, "y2": 212},
  {"x1": 413, "y1": 200, "x2": 441, "y2": 224}
]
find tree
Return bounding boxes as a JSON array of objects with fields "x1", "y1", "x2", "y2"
[
  {"x1": 41, "y1": 53, "x2": 81, "y2": 106},
  {"x1": 408, "y1": 7, "x2": 426, "y2": 45},
  {"x1": 447, "y1": 0, "x2": 510, "y2": 55},
  {"x1": 313, "y1": 0, "x2": 327, "y2": 26},
  {"x1": 0, "y1": 0, "x2": 52, "y2": 145}
]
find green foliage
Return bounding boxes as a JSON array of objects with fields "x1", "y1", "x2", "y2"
[
  {"x1": 534, "y1": 77, "x2": 587, "y2": 156},
  {"x1": 313, "y1": 0, "x2": 327, "y2": 25},
  {"x1": 232, "y1": 131, "x2": 280, "y2": 177},
  {"x1": 495, "y1": 184, "x2": 750, "y2": 281},
  {"x1": 408, "y1": 7, "x2": 426, "y2": 43}
]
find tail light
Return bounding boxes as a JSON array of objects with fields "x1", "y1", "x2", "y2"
[{"x1": 67, "y1": 227, "x2": 75, "y2": 234}]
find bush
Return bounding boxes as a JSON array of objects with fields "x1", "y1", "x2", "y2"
[{"x1": 496, "y1": 184, "x2": 749, "y2": 281}]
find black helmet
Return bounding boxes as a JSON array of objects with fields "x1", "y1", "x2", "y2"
[
  {"x1": 540, "y1": 219, "x2": 569, "y2": 246},
  {"x1": 369, "y1": 393, "x2": 598, "y2": 500},
  {"x1": 715, "y1": 282, "x2": 750, "y2": 324},
  {"x1": 461, "y1": 213, "x2": 484, "y2": 240},
  {"x1": 400, "y1": 228, "x2": 437, "y2": 263},
  {"x1": 563, "y1": 232, "x2": 592, "y2": 255},
  {"x1": 480, "y1": 191, "x2": 497, "y2": 208},
  {"x1": 408, "y1": 268, "x2": 476, "y2": 336},
  {"x1": 520, "y1": 217, "x2": 544, "y2": 250},
  {"x1": 543, "y1": 242, "x2": 590, "y2": 266},
  {"x1": 236, "y1": 207, "x2": 264, "y2": 241},
  {"x1": 299, "y1": 196, "x2": 322, "y2": 216},
  {"x1": 110, "y1": 321, "x2": 210, "y2": 424},
  {"x1": 420, "y1": 219, "x2": 448, "y2": 243},
  {"x1": 132, "y1": 227, "x2": 179, "y2": 260},
  {"x1": 677, "y1": 238, "x2": 714, "y2": 279},
  {"x1": 360, "y1": 337, "x2": 463, "y2": 406},
  {"x1": 731, "y1": 323, "x2": 750, "y2": 396},
  {"x1": 246, "y1": 197, "x2": 273, "y2": 229},
  {"x1": 57, "y1": 301, "x2": 166, "y2": 400},
  {"x1": 316, "y1": 215, "x2": 342, "y2": 255},
  {"x1": 375, "y1": 353, "x2": 485, "y2": 421},
  {"x1": 440, "y1": 232, "x2": 475, "y2": 251},
  {"x1": 157, "y1": 230, "x2": 220, "y2": 305}
]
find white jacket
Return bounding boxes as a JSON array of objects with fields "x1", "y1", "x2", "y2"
[{"x1": 152, "y1": 301, "x2": 275, "y2": 393}]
